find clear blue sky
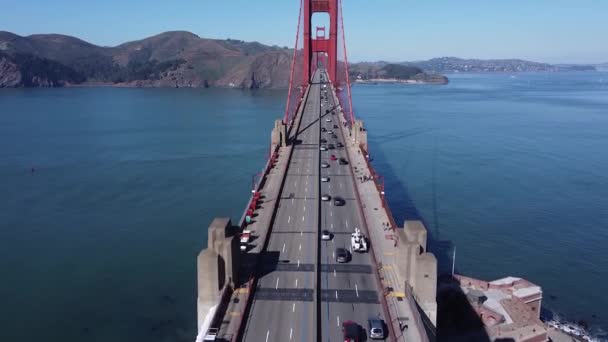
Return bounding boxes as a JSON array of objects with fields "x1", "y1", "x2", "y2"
[{"x1": 1, "y1": 0, "x2": 606, "y2": 64}]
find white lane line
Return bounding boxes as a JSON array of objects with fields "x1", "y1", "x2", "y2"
[
  {"x1": 303, "y1": 205, "x2": 306, "y2": 212},
  {"x1": 295, "y1": 278, "x2": 298, "y2": 288},
  {"x1": 355, "y1": 284, "x2": 359, "y2": 298},
  {"x1": 330, "y1": 211, "x2": 333, "y2": 217},
  {"x1": 334, "y1": 269, "x2": 337, "y2": 277},
  {"x1": 290, "y1": 327, "x2": 293, "y2": 339},
  {"x1": 266, "y1": 330, "x2": 270, "y2": 342},
  {"x1": 335, "y1": 290, "x2": 339, "y2": 300},
  {"x1": 336, "y1": 316, "x2": 340, "y2": 327},
  {"x1": 305, "y1": 187, "x2": 308, "y2": 193},
  {"x1": 288, "y1": 216, "x2": 291, "y2": 224},
  {"x1": 297, "y1": 259, "x2": 300, "y2": 268},
  {"x1": 282, "y1": 243, "x2": 286, "y2": 253},
  {"x1": 330, "y1": 223, "x2": 334, "y2": 229},
  {"x1": 294, "y1": 181, "x2": 297, "y2": 187},
  {"x1": 300, "y1": 230, "x2": 303, "y2": 236},
  {"x1": 302, "y1": 215, "x2": 305, "y2": 221},
  {"x1": 332, "y1": 251, "x2": 335, "y2": 259},
  {"x1": 345, "y1": 219, "x2": 349, "y2": 227},
  {"x1": 292, "y1": 303, "x2": 296, "y2": 313},
  {"x1": 299, "y1": 244, "x2": 302, "y2": 251},
  {"x1": 275, "y1": 278, "x2": 280, "y2": 289}
]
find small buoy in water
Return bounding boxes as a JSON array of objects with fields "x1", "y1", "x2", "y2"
[{"x1": 30, "y1": 167, "x2": 35, "y2": 174}]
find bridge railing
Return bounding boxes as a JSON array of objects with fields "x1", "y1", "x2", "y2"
[{"x1": 359, "y1": 145, "x2": 400, "y2": 235}]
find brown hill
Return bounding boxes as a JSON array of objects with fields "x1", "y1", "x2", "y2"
[{"x1": 0, "y1": 30, "x2": 291, "y2": 88}]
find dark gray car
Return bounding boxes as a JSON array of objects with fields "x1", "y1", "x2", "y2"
[{"x1": 336, "y1": 248, "x2": 349, "y2": 263}]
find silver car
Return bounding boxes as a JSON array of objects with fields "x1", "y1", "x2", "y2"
[{"x1": 368, "y1": 319, "x2": 385, "y2": 339}]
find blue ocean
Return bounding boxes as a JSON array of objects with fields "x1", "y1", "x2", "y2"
[{"x1": 0, "y1": 72, "x2": 606, "y2": 340}]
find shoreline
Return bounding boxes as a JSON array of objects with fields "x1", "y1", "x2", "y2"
[{"x1": 354, "y1": 78, "x2": 448, "y2": 85}]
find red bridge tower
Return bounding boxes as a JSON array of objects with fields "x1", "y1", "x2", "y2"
[{"x1": 303, "y1": 0, "x2": 338, "y2": 84}]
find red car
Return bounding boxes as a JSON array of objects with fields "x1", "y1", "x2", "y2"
[
  {"x1": 342, "y1": 320, "x2": 360, "y2": 342},
  {"x1": 330, "y1": 154, "x2": 337, "y2": 161}
]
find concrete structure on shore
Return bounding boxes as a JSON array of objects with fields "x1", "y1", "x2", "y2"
[{"x1": 455, "y1": 274, "x2": 547, "y2": 342}]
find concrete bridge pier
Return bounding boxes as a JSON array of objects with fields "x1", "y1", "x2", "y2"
[
  {"x1": 271, "y1": 119, "x2": 287, "y2": 150},
  {"x1": 196, "y1": 218, "x2": 240, "y2": 330},
  {"x1": 395, "y1": 220, "x2": 438, "y2": 325},
  {"x1": 352, "y1": 119, "x2": 368, "y2": 150}
]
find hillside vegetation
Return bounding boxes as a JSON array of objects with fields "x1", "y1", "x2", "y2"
[
  {"x1": 0, "y1": 31, "x2": 292, "y2": 88},
  {"x1": 348, "y1": 62, "x2": 448, "y2": 84}
]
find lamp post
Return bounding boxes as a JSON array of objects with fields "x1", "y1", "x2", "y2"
[{"x1": 251, "y1": 171, "x2": 263, "y2": 192}]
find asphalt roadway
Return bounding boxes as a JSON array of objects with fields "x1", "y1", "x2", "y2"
[
  {"x1": 318, "y1": 74, "x2": 385, "y2": 342},
  {"x1": 242, "y1": 69, "x2": 385, "y2": 342}
]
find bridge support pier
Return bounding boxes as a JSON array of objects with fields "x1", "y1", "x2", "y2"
[
  {"x1": 271, "y1": 119, "x2": 288, "y2": 150},
  {"x1": 394, "y1": 220, "x2": 438, "y2": 326},
  {"x1": 196, "y1": 218, "x2": 240, "y2": 330},
  {"x1": 352, "y1": 119, "x2": 368, "y2": 150}
]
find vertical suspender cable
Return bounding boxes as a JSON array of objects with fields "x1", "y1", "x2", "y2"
[
  {"x1": 284, "y1": 0, "x2": 305, "y2": 126},
  {"x1": 338, "y1": 0, "x2": 355, "y2": 124}
]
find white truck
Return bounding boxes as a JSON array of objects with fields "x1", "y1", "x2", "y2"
[{"x1": 351, "y1": 228, "x2": 368, "y2": 252}]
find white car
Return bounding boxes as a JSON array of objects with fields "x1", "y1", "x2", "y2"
[
  {"x1": 321, "y1": 230, "x2": 332, "y2": 241},
  {"x1": 325, "y1": 118, "x2": 332, "y2": 122},
  {"x1": 326, "y1": 130, "x2": 333, "y2": 134},
  {"x1": 321, "y1": 162, "x2": 330, "y2": 168},
  {"x1": 320, "y1": 145, "x2": 328, "y2": 151},
  {"x1": 321, "y1": 177, "x2": 330, "y2": 182},
  {"x1": 321, "y1": 194, "x2": 331, "y2": 201}
]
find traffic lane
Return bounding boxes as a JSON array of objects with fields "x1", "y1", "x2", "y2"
[
  {"x1": 246, "y1": 121, "x2": 320, "y2": 338},
  {"x1": 323, "y1": 302, "x2": 386, "y2": 342},
  {"x1": 245, "y1": 300, "x2": 315, "y2": 342},
  {"x1": 245, "y1": 73, "x2": 322, "y2": 341}
]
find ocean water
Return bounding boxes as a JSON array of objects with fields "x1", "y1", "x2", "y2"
[{"x1": 0, "y1": 72, "x2": 607, "y2": 340}]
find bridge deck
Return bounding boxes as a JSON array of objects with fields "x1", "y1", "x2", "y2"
[{"x1": 225, "y1": 69, "x2": 430, "y2": 342}]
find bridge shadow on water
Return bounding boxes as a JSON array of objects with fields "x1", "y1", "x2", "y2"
[{"x1": 368, "y1": 140, "x2": 493, "y2": 342}]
